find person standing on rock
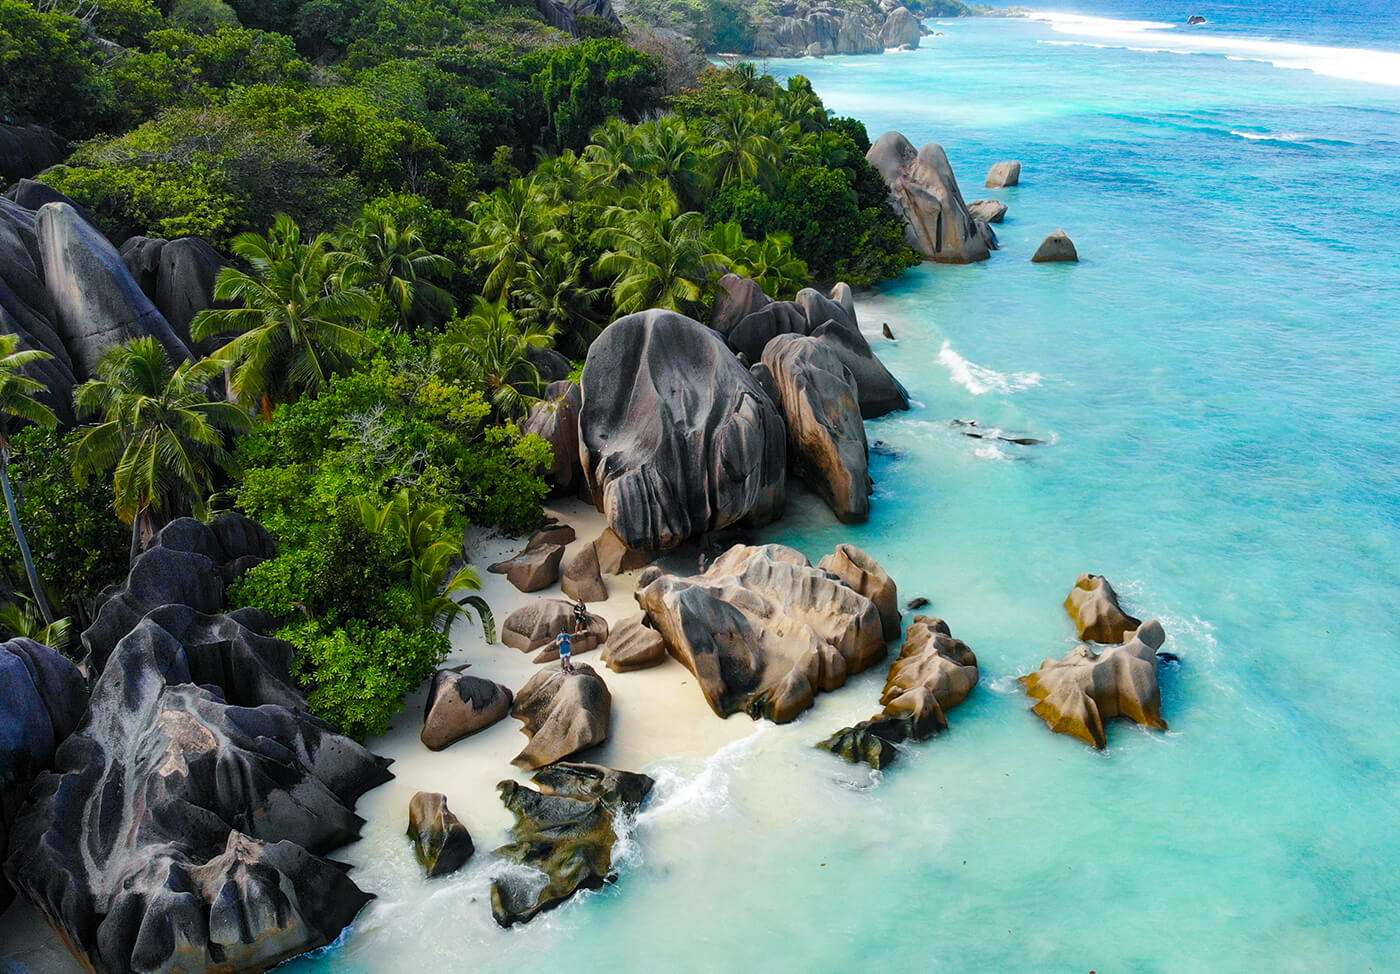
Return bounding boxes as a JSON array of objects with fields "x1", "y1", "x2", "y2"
[
  {"x1": 556, "y1": 628, "x2": 574, "y2": 674},
  {"x1": 572, "y1": 598, "x2": 589, "y2": 635}
]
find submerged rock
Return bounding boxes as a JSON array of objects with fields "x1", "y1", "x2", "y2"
[
  {"x1": 1021, "y1": 621, "x2": 1169, "y2": 749},
  {"x1": 818, "y1": 616, "x2": 979, "y2": 768},
  {"x1": 420, "y1": 666, "x2": 513, "y2": 751},
  {"x1": 986, "y1": 160, "x2": 1022, "y2": 188},
  {"x1": 818, "y1": 543, "x2": 900, "y2": 642},
  {"x1": 601, "y1": 614, "x2": 667, "y2": 672},
  {"x1": 509, "y1": 663, "x2": 612, "y2": 770},
  {"x1": 635, "y1": 543, "x2": 886, "y2": 723},
  {"x1": 407, "y1": 792, "x2": 475, "y2": 878},
  {"x1": 866, "y1": 131, "x2": 990, "y2": 264},
  {"x1": 1031, "y1": 229, "x2": 1079, "y2": 263},
  {"x1": 1064, "y1": 574, "x2": 1141, "y2": 644},
  {"x1": 490, "y1": 762, "x2": 652, "y2": 927}
]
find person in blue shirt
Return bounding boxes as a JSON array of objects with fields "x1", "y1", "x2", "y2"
[{"x1": 555, "y1": 628, "x2": 574, "y2": 673}]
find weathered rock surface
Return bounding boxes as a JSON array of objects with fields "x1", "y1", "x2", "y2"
[
  {"x1": 420, "y1": 666, "x2": 513, "y2": 751},
  {"x1": 489, "y1": 541, "x2": 565, "y2": 593},
  {"x1": 561, "y1": 541, "x2": 609, "y2": 602},
  {"x1": 0, "y1": 638, "x2": 86, "y2": 913},
  {"x1": 818, "y1": 543, "x2": 900, "y2": 641},
  {"x1": 986, "y1": 160, "x2": 1022, "y2": 188},
  {"x1": 881, "y1": 6, "x2": 922, "y2": 47},
  {"x1": 710, "y1": 272, "x2": 772, "y2": 339},
  {"x1": 533, "y1": 0, "x2": 620, "y2": 36},
  {"x1": 407, "y1": 792, "x2": 474, "y2": 878},
  {"x1": 808, "y1": 317, "x2": 909, "y2": 418},
  {"x1": 510, "y1": 663, "x2": 612, "y2": 770},
  {"x1": 819, "y1": 616, "x2": 979, "y2": 768},
  {"x1": 5, "y1": 603, "x2": 391, "y2": 974},
  {"x1": 975, "y1": 216, "x2": 998, "y2": 251},
  {"x1": 1064, "y1": 574, "x2": 1141, "y2": 644},
  {"x1": 531, "y1": 523, "x2": 576, "y2": 548},
  {"x1": 490, "y1": 762, "x2": 651, "y2": 927},
  {"x1": 580, "y1": 309, "x2": 786, "y2": 551},
  {"x1": 601, "y1": 614, "x2": 667, "y2": 672},
  {"x1": 968, "y1": 198, "x2": 1008, "y2": 224},
  {"x1": 1021, "y1": 621, "x2": 1169, "y2": 749},
  {"x1": 866, "y1": 131, "x2": 990, "y2": 264},
  {"x1": 80, "y1": 513, "x2": 275, "y2": 673},
  {"x1": 762, "y1": 333, "x2": 871, "y2": 523},
  {"x1": 522, "y1": 380, "x2": 583, "y2": 492},
  {"x1": 0, "y1": 123, "x2": 67, "y2": 184},
  {"x1": 502, "y1": 599, "x2": 608, "y2": 655},
  {"x1": 591, "y1": 526, "x2": 655, "y2": 574},
  {"x1": 1031, "y1": 229, "x2": 1079, "y2": 263},
  {"x1": 635, "y1": 543, "x2": 886, "y2": 723},
  {"x1": 727, "y1": 299, "x2": 809, "y2": 362},
  {"x1": 118, "y1": 235, "x2": 226, "y2": 351},
  {"x1": 526, "y1": 344, "x2": 572, "y2": 382}
]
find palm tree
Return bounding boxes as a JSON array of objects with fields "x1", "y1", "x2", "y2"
[
  {"x1": 593, "y1": 208, "x2": 724, "y2": 316},
  {"x1": 340, "y1": 206, "x2": 455, "y2": 331},
  {"x1": 191, "y1": 214, "x2": 377, "y2": 419},
  {"x1": 72, "y1": 339, "x2": 252, "y2": 561},
  {"x1": 511, "y1": 252, "x2": 604, "y2": 357},
  {"x1": 583, "y1": 118, "x2": 645, "y2": 191},
  {"x1": 0, "y1": 596, "x2": 71, "y2": 654},
  {"x1": 440, "y1": 297, "x2": 553, "y2": 421},
  {"x1": 467, "y1": 177, "x2": 563, "y2": 302},
  {"x1": 703, "y1": 101, "x2": 780, "y2": 189},
  {"x1": 637, "y1": 116, "x2": 706, "y2": 209},
  {"x1": 0, "y1": 334, "x2": 59, "y2": 624}
]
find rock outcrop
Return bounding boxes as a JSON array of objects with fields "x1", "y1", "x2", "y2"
[
  {"x1": 502, "y1": 599, "x2": 608, "y2": 656},
  {"x1": 762, "y1": 333, "x2": 871, "y2": 523},
  {"x1": 489, "y1": 540, "x2": 565, "y2": 593},
  {"x1": 561, "y1": 541, "x2": 608, "y2": 602},
  {"x1": 866, "y1": 131, "x2": 990, "y2": 264},
  {"x1": 0, "y1": 638, "x2": 86, "y2": 913},
  {"x1": 818, "y1": 543, "x2": 900, "y2": 641},
  {"x1": 635, "y1": 543, "x2": 886, "y2": 723},
  {"x1": 509, "y1": 663, "x2": 612, "y2": 770},
  {"x1": 533, "y1": 0, "x2": 620, "y2": 35},
  {"x1": 580, "y1": 309, "x2": 786, "y2": 552},
  {"x1": 490, "y1": 762, "x2": 652, "y2": 927},
  {"x1": 118, "y1": 235, "x2": 225, "y2": 351},
  {"x1": 1064, "y1": 574, "x2": 1141, "y2": 644},
  {"x1": 1031, "y1": 229, "x2": 1079, "y2": 263},
  {"x1": 968, "y1": 198, "x2": 1007, "y2": 223},
  {"x1": 710, "y1": 272, "x2": 772, "y2": 339},
  {"x1": 522, "y1": 380, "x2": 583, "y2": 492},
  {"x1": 420, "y1": 666, "x2": 513, "y2": 751},
  {"x1": 0, "y1": 123, "x2": 67, "y2": 184},
  {"x1": 986, "y1": 160, "x2": 1021, "y2": 188},
  {"x1": 601, "y1": 614, "x2": 667, "y2": 672},
  {"x1": 880, "y1": 6, "x2": 922, "y2": 48},
  {"x1": 819, "y1": 616, "x2": 978, "y2": 768},
  {"x1": 1021, "y1": 621, "x2": 1169, "y2": 749},
  {"x1": 750, "y1": 4, "x2": 927, "y2": 58},
  {"x1": 407, "y1": 792, "x2": 474, "y2": 878},
  {"x1": 526, "y1": 344, "x2": 572, "y2": 383},
  {"x1": 5, "y1": 602, "x2": 392, "y2": 974}
]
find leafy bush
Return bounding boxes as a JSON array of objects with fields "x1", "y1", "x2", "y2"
[
  {"x1": 531, "y1": 39, "x2": 665, "y2": 152},
  {"x1": 0, "y1": 0, "x2": 114, "y2": 136}
]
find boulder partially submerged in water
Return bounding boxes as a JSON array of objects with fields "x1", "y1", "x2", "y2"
[
  {"x1": 1021, "y1": 621, "x2": 1169, "y2": 749},
  {"x1": 986, "y1": 160, "x2": 1021, "y2": 188},
  {"x1": 818, "y1": 543, "x2": 900, "y2": 641},
  {"x1": 1064, "y1": 573, "x2": 1141, "y2": 644},
  {"x1": 819, "y1": 616, "x2": 979, "y2": 768},
  {"x1": 635, "y1": 543, "x2": 886, "y2": 723},
  {"x1": 1031, "y1": 229, "x2": 1079, "y2": 263},
  {"x1": 866, "y1": 131, "x2": 990, "y2": 264},
  {"x1": 510, "y1": 662, "x2": 612, "y2": 770},
  {"x1": 407, "y1": 792, "x2": 475, "y2": 878},
  {"x1": 420, "y1": 666, "x2": 513, "y2": 751},
  {"x1": 968, "y1": 199, "x2": 1008, "y2": 224},
  {"x1": 490, "y1": 762, "x2": 652, "y2": 927}
]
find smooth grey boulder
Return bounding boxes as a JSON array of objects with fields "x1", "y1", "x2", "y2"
[
  {"x1": 580, "y1": 309, "x2": 786, "y2": 552},
  {"x1": 5, "y1": 605, "x2": 392, "y2": 974},
  {"x1": 489, "y1": 542, "x2": 565, "y2": 593},
  {"x1": 1032, "y1": 229, "x2": 1079, "y2": 263},
  {"x1": 808, "y1": 318, "x2": 910, "y2": 418},
  {"x1": 762, "y1": 334, "x2": 871, "y2": 523},
  {"x1": 0, "y1": 638, "x2": 86, "y2": 913},
  {"x1": 522, "y1": 380, "x2": 583, "y2": 492},
  {"x1": 818, "y1": 543, "x2": 900, "y2": 641},
  {"x1": 727, "y1": 300, "x2": 809, "y2": 362},
  {"x1": 0, "y1": 198, "x2": 79, "y2": 422},
  {"x1": 119, "y1": 235, "x2": 226, "y2": 351},
  {"x1": 4, "y1": 180, "x2": 96, "y2": 229},
  {"x1": 710, "y1": 272, "x2": 771, "y2": 339},
  {"x1": 866, "y1": 131, "x2": 990, "y2": 264},
  {"x1": 420, "y1": 666, "x2": 513, "y2": 751},
  {"x1": 836, "y1": 11, "x2": 884, "y2": 54},
  {"x1": 509, "y1": 663, "x2": 611, "y2": 770},
  {"x1": 968, "y1": 198, "x2": 1008, "y2": 223},
  {"x1": 601, "y1": 614, "x2": 667, "y2": 672},
  {"x1": 527, "y1": 344, "x2": 571, "y2": 383},
  {"x1": 748, "y1": 361, "x2": 780, "y2": 409},
  {"x1": 407, "y1": 792, "x2": 474, "y2": 878},
  {"x1": 0, "y1": 123, "x2": 67, "y2": 184},
  {"x1": 986, "y1": 160, "x2": 1022, "y2": 188},
  {"x1": 881, "y1": 6, "x2": 921, "y2": 47}
]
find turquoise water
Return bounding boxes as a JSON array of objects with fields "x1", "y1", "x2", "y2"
[{"x1": 295, "y1": 11, "x2": 1400, "y2": 973}]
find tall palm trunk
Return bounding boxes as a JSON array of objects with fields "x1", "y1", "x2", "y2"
[
  {"x1": 129, "y1": 507, "x2": 152, "y2": 564},
  {"x1": 0, "y1": 443, "x2": 55, "y2": 625}
]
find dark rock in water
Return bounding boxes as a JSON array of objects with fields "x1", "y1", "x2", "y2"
[
  {"x1": 866, "y1": 131, "x2": 990, "y2": 264},
  {"x1": 522, "y1": 380, "x2": 582, "y2": 492},
  {"x1": 489, "y1": 541, "x2": 565, "y2": 593},
  {"x1": 527, "y1": 344, "x2": 571, "y2": 383},
  {"x1": 1031, "y1": 229, "x2": 1079, "y2": 263},
  {"x1": 975, "y1": 217, "x2": 999, "y2": 252},
  {"x1": 818, "y1": 616, "x2": 979, "y2": 769},
  {"x1": 420, "y1": 666, "x2": 513, "y2": 751},
  {"x1": 5, "y1": 604, "x2": 391, "y2": 974},
  {"x1": 580, "y1": 309, "x2": 786, "y2": 552},
  {"x1": 1157, "y1": 651, "x2": 1181, "y2": 665},
  {"x1": 882, "y1": 322, "x2": 895, "y2": 340},
  {"x1": 906, "y1": 596, "x2": 930, "y2": 611},
  {"x1": 711, "y1": 272, "x2": 771, "y2": 339},
  {"x1": 0, "y1": 638, "x2": 86, "y2": 914},
  {"x1": 509, "y1": 663, "x2": 611, "y2": 770},
  {"x1": 502, "y1": 599, "x2": 608, "y2": 655},
  {"x1": 1064, "y1": 573, "x2": 1141, "y2": 644},
  {"x1": 601, "y1": 614, "x2": 667, "y2": 672},
  {"x1": 819, "y1": 543, "x2": 900, "y2": 642},
  {"x1": 490, "y1": 762, "x2": 652, "y2": 927},
  {"x1": 968, "y1": 198, "x2": 1008, "y2": 224},
  {"x1": 870, "y1": 439, "x2": 903, "y2": 459},
  {"x1": 951, "y1": 419, "x2": 1045, "y2": 447},
  {"x1": 81, "y1": 513, "x2": 274, "y2": 674},
  {"x1": 0, "y1": 123, "x2": 67, "y2": 184},
  {"x1": 636, "y1": 543, "x2": 886, "y2": 723},
  {"x1": 986, "y1": 160, "x2": 1022, "y2": 188},
  {"x1": 1021, "y1": 621, "x2": 1168, "y2": 749},
  {"x1": 407, "y1": 792, "x2": 474, "y2": 878},
  {"x1": 1187, "y1": 14, "x2": 1207, "y2": 24}
]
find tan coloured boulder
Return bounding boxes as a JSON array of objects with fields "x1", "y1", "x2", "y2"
[
  {"x1": 407, "y1": 792, "x2": 475, "y2": 878},
  {"x1": 986, "y1": 160, "x2": 1021, "y2": 188},
  {"x1": 1032, "y1": 230, "x2": 1079, "y2": 263},
  {"x1": 819, "y1": 616, "x2": 978, "y2": 768},
  {"x1": 601, "y1": 614, "x2": 667, "y2": 672},
  {"x1": 502, "y1": 599, "x2": 608, "y2": 654},
  {"x1": 1021, "y1": 621, "x2": 1167, "y2": 749},
  {"x1": 420, "y1": 666, "x2": 513, "y2": 751},
  {"x1": 818, "y1": 543, "x2": 899, "y2": 641},
  {"x1": 561, "y1": 540, "x2": 608, "y2": 602},
  {"x1": 488, "y1": 542, "x2": 565, "y2": 593},
  {"x1": 968, "y1": 199, "x2": 1007, "y2": 223},
  {"x1": 635, "y1": 543, "x2": 885, "y2": 723},
  {"x1": 510, "y1": 663, "x2": 612, "y2": 770},
  {"x1": 592, "y1": 526, "x2": 655, "y2": 574},
  {"x1": 1064, "y1": 573, "x2": 1141, "y2": 643},
  {"x1": 530, "y1": 523, "x2": 576, "y2": 548},
  {"x1": 866, "y1": 131, "x2": 989, "y2": 264}
]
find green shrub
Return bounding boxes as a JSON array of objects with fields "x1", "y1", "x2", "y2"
[{"x1": 0, "y1": 0, "x2": 114, "y2": 136}]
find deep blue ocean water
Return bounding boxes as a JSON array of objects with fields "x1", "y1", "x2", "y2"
[{"x1": 281, "y1": 5, "x2": 1400, "y2": 972}]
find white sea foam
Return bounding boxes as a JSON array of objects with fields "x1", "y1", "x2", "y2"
[
  {"x1": 1025, "y1": 9, "x2": 1400, "y2": 87},
  {"x1": 937, "y1": 340, "x2": 1043, "y2": 396}
]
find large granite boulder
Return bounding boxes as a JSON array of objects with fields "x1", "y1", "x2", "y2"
[
  {"x1": 561, "y1": 541, "x2": 608, "y2": 602},
  {"x1": 761, "y1": 333, "x2": 871, "y2": 523},
  {"x1": 420, "y1": 666, "x2": 513, "y2": 751},
  {"x1": 0, "y1": 638, "x2": 86, "y2": 913},
  {"x1": 710, "y1": 272, "x2": 772, "y2": 339},
  {"x1": 1021, "y1": 621, "x2": 1169, "y2": 749},
  {"x1": 836, "y1": 11, "x2": 884, "y2": 53},
  {"x1": 818, "y1": 543, "x2": 900, "y2": 641},
  {"x1": 968, "y1": 198, "x2": 1008, "y2": 224},
  {"x1": 808, "y1": 318, "x2": 910, "y2": 418},
  {"x1": 1064, "y1": 574, "x2": 1141, "y2": 644},
  {"x1": 0, "y1": 123, "x2": 67, "y2": 184},
  {"x1": 489, "y1": 541, "x2": 565, "y2": 593},
  {"x1": 521, "y1": 380, "x2": 583, "y2": 492},
  {"x1": 80, "y1": 513, "x2": 275, "y2": 674},
  {"x1": 118, "y1": 235, "x2": 226, "y2": 351},
  {"x1": 580, "y1": 309, "x2": 786, "y2": 552},
  {"x1": 4, "y1": 604, "x2": 391, "y2": 974},
  {"x1": 490, "y1": 762, "x2": 652, "y2": 927},
  {"x1": 0, "y1": 198, "x2": 79, "y2": 422},
  {"x1": 986, "y1": 160, "x2": 1022, "y2": 188},
  {"x1": 881, "y1": 6, "x2": 922, "y2": 47},
  {"x1": 727, "y1": 299, "x2": 809, "y2": 363},
  {"x1": 635, "y1": 543, "x2": 886, "y2": 723},
  {"x1": 1032, "y1": 230, "x2": 1079, "y2": 263},
  {"x1": 509, "y1": 663, "x2": 612, "y2": 770},
  {"x1": 526, "y1": 344, "x2": 571, "y2": 382},
  {"x1": 601, "y1": 614, "x2": 667, "y2": 672},
  {"x1": 502, "y1": 599, "x2": 608, "y2": 655},
  {"x1": 866, "y1": 131, "x2": 990, "y2": 264},
  {"x1": 407, "y1": 792, "x2": 474, "y2": 878},
  {"x1": 819, "y1": 615, "x2": 979, "y2": 768},
  {"x1": 533, "y1": 0, "x2": 621, "y2": 35}
]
